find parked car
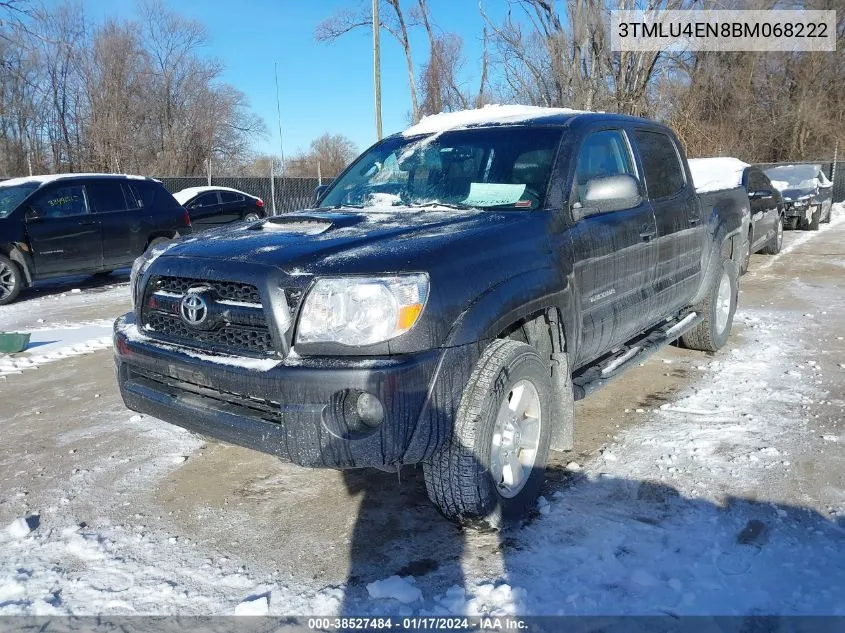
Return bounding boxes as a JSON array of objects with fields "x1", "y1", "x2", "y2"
[
  {"x1": 173, "y1": 186, "x2": 265, "y2": 228},
  {"x1": 114, "y1": 107, "x2": 746, "y2": 525},
  {"x1": 763, "y1": 164, "x2": 833, "y2": 230},
  {"x1": 0, "y1": 173, "x2": 191, "y2": 306},
  {"x1": 688, "y1": 157, "x2": 784, "y2": 273}
]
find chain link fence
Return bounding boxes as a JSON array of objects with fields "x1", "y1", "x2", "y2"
[{"x1": 156, "y1": 177, "x2": 332, "y2": 214}]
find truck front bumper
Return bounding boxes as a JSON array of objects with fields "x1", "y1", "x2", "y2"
[{"x1": 113, "y1": 314, "x2": 478, "y2": 470}]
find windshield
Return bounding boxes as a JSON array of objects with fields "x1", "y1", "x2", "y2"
[
  {"x1": 0, "y1": 183, "x2": 38, "y2": 219},
  {"x1": 764, "y1": 165, "x2": 821, "y2": 192},
  {"x1": 320, "y1": 127, "x2": 562, "y2": 211}
]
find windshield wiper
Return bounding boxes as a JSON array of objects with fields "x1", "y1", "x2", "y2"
[{"x1": 405, "y1": 201, "x2": 476, "y2": 210}]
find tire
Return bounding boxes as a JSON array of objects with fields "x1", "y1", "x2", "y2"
[
  {"x1": 243, "y1": 212, "x2": 261, "y2": 223},
  {"x1": 0, "y1": 255, "x2": 22, "y2": 306},
  {"x1": 740, "y1": 228, "x2": 752, "y2": 275},
  {"x1": 760, "y1": 215, "x2": 784, "y2": 255},
  {"x1": 821, "y1": 204, "x2": 831, "y2": 224},
  {"x1": 146, "y1": 237, "x2": 171, "y2": 253},
  {"x1": 423, "y1": 339, "x2": 553, "y2": 527},
  {"x1": 808, "y1": 206, "x2": 820, "y2": 231},
  {"x1": 680, "y1": 257, "x2": 738, "y2": 353},
  {"x1": 785, "y1": 216, "x2": 799, "y2": 231}
]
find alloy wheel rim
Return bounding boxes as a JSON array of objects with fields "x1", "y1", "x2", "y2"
[
  {"x1": 715, "y1": 271, "x2": 732, "y2": 333},
  {"x1": 0, "y1": 261, "x2": 15, "y2": 300},
  {"x1": 490, "y1": 379, "x2": 542, "y2": 498},
  {"x1": 244, "y1": 213, "x2": 260, "y2": 222}
]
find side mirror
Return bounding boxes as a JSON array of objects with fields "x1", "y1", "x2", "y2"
[
  {"x1": 574, "y1": 174, "x2": 642, "y2": 217},
  {"x1": 25, "y1": 207, "x2": 41, "y2": 220},
  {"x1": 314, "y1": 184, "x2": 329, "y2": 206}
]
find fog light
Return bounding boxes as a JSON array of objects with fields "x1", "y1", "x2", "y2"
[{"x1": 356, "y1": 392, "x2": 384, "y2": 427}]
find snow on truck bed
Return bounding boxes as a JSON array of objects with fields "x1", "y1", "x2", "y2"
[{"x1": 688, "y1": 157, "x2": 749, "y2": 193}]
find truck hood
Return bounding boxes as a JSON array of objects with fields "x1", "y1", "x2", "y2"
[{"x1": 157, "y1": 207, "x2": 524, "y2": 270}]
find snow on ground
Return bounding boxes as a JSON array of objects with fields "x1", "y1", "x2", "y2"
[
  {"x1": 0, "y1": 208, "x2": 843, "y2": 617},
  {"x1": 0, "y1": 321, "x2": 113, "y2": 377},
  {"x1": 688, "y1": 157, "x2": 749, "y2": 193},
  {"x1": 758, "y1": 202, "x2": 845, "y2": 269}
]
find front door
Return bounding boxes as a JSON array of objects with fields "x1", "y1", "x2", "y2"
[
  {"x1": 187, "y1": 191, "x2": 223, "y2": 227},
  {"x1": 569, "y1": 128, "x2": 659, "y2": 367},
  {"x1": 25, "y1": 183, "x2": 103, "y2": 277}
]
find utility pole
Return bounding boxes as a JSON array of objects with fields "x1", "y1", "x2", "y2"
[{"x1": 372, "y1": 0, "x2": 383, "y2": 140}]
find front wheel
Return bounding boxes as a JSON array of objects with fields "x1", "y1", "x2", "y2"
[
  {"x1": 761, "y1": 215, "x2": 784, "y2": 255},
  {"x1": 0, "y1": 255, "x2": 22, "y2": 306},
  {"x1": 680, "y1": 257, "x2": 738, "y2": 353},
  {"x1": 423, "y1": 339, "x2": 554, "y2": 527}
]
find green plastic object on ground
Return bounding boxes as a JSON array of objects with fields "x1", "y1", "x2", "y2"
[{"x1": 0, "y1": 332, "x2": 31, "y2": 354}]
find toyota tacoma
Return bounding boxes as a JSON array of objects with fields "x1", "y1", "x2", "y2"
[{"x1": 114, "y1": 107, "x2": 746, "y2": 525}]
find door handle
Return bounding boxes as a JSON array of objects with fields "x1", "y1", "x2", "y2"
[
  {"x1": 79, "y1": 220, "x2": 97, "y2": 226},
  {"x1": 688, "y1": 217, "x2": 701, "y2": 225},
  {"x1": 640, "y1": 227, "x2": 657, "y2": 241}
]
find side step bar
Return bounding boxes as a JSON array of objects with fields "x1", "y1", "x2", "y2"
[{"x1": 572, "y1": 312, "x2": 702, "y2": 401}]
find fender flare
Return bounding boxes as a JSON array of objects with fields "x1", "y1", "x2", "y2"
[{"x1": 444, "y1": 267, "x2": 574, "y2": 347}]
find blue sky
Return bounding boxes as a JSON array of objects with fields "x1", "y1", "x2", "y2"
[{"x1": 73, "y1": 0, "x2": 513, "y2": 157}]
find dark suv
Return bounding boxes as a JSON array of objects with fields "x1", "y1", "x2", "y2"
[{"x1": 0, "y1": 174, "x2": 192, "y2": 305}]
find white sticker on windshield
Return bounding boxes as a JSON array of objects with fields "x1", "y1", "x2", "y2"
[{"x1": 462, "y1": 183, "x2": 526, "y2": 207}]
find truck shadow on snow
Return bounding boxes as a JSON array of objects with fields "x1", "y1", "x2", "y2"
[{"x1": 337, "y1": 463, "x2": 845, "y2": 615}]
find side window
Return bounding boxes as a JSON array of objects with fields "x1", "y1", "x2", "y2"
[
  {"x1": 220, "y1": 191, "x2": 243, "y2": 203},
  {"x1": 574, "y1": 130, "x2": 636, "y2": 205},
  {"x1": 634, "y1": 130, "x2": 686, "y2": 200},
  {"x1": 123, "y1": 183, "x2": 144, "y2": 209},
  {"x1": 31, "y1": 185, "x2": 88, "y2": 218},
  {"x1": 89, "y1": 181, "x2": 127, "y2": 213},
  {"x1": 748, "y1": 170, "x2": 768, "y2": 193},
  {"x1": 191, "y1": 192, "x2": 219, "y2": 208}
]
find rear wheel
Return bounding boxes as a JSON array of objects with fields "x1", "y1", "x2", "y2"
[
  {"x1": 423, "y1": 339, "x2": 554, "y2": 527},
  {"x1": 760, "y1": 215, "x2": 784, "y2": 255},
  {"x1": 243, "y1": 212, "x2": 261, "y2": 223},
  {"x1": 680, "y1": 257, "x2": 738, "y2": 353},
  {"x1": 146, "y1": 237, "x2": 171, "y2": 252},
  {"x1": 0, "y1": 255, "x2": 22, "y2": 306}
]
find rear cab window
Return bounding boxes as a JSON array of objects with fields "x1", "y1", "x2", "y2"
[{"x1": 633, "y1": 130, "x2": 686, "y2": 200}]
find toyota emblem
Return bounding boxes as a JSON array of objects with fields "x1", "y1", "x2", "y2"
[{"x1": 180, "y1": 293, "x2": 208, "y2": 326}]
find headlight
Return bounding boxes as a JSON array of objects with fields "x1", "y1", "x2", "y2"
[
  {"x1": 130, "y1": 241, "x2": 174, "y2": 305},
  {"x1": 296, "y1": 274, "x2": 429, "y2": 346}
]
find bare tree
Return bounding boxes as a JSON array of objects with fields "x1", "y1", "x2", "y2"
[
  {"x1": 285, "y1": 133, "x2": 357, "y2": 178},
  {"x1": 316, "y1": 0, "x2": 420, "y2": 122}
]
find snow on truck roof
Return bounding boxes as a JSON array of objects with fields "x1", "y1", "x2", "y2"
[
  {"x1": 0, "y1": 173, "x2": 154, "y2": 188},
  {"x1": 401, "y1": 104, "x2": 594, "y2": 136},
  {"x1": 687, "y1": 157, "x2": 749, "y2": 193},
  {"x1": 172, "y1": 185, "x2": 253, "y2": 204}
]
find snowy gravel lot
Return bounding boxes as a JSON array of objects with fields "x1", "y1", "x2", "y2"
[{"x1": 0, "y1": 208, "x2": 843, "y2": 616}]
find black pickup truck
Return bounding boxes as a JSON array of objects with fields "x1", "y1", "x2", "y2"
[{"x1": 114, "y1": 109, "x2": 745, "y2": 525}]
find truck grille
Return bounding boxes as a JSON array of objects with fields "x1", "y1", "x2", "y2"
[{"x1": 141, "y1": 276, "x2": 277, "y2": 357}]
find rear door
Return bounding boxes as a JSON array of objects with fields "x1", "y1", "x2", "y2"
[
  {"x1": 632, "y1": 128, "x2": 701, "y2": 317},
  {"x1": 186, "y1": 191, "x2": 222, "y2": 227},
  {"x1": 569, "y1": 128, "x2": 659, "y2": 367},
  {"x1": 25, "y1": 183, "x2": 103, "y2": 276},
  {"x1": 744, "y1": 168, "x2": 779, "y2": 252},
  {"x1": 88, "y1": 179, "x2": 137, "y2": 268}
]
